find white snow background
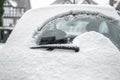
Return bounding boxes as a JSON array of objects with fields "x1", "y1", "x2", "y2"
[{"x1": 0, "y1": 5, "x2": 120, "y2": 80}]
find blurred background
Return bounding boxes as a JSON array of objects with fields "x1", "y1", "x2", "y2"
[{"x1": 0, "y1": 0, "x2": 120, "y2": 45}]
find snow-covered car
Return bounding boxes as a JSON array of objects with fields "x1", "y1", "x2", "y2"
[{"x1": 0, "y1": 5, "x2": 120, "y2": 80}]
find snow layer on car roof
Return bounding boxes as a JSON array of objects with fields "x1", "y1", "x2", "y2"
[{"x1": 29, "y1": 4, "x2": 120, "y2": 20}]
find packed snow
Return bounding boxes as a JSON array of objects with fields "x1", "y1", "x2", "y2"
[
  {"x1": 0, "y1": 31, "x2": 120, "y2": 80},
  {"x1": 0, "y1": 5, "x2": 120, "y2": 80},
  {"x1": 73, "y1": 31, "x2": 119, "y2": 52}
]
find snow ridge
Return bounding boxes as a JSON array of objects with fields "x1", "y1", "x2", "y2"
[{"x1": 73, "y1": 31, "x2": 119, "y2": 52}]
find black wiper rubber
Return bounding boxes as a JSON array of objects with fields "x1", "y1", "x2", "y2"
[{"x1": 30, "y1": 44, "x2": 79, "y2": 52}]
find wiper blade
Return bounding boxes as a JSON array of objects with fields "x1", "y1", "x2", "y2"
[{"x1": 30, "y1": 44, "x2": 79, "y2": 52}]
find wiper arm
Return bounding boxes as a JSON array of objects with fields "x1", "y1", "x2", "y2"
[{"x1": 30, "y1": 44, "x2": 79, "y2": 52}]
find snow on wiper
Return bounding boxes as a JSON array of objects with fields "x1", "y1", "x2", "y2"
[{"x1": 30, "y1": 44, "x2": 79, "y2": 52}]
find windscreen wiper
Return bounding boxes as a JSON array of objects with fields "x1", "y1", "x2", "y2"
[{"x1": 30, "y1": 44, "x2": 79, "y2": 52}]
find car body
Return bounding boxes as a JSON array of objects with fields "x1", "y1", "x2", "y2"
[{"x1": 0, "y1": 5, "x2": 120, "y2": 80}]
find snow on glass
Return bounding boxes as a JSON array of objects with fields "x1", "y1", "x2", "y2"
[{"x1": 32, "y1": 11, "x2": 120, "y2": 50}]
